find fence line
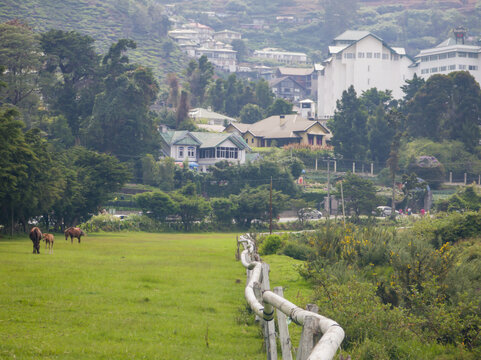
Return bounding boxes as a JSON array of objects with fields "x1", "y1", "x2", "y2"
[{"x1": 239, "y1": 234, "x2": 344, "y2": 360}]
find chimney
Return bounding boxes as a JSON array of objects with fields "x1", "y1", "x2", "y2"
[{"x1": 279, "y1": 114, "x2": 287, "y2": 127}]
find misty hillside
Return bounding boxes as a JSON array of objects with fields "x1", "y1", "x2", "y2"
[
  {"x1": 1, "y1": 0, "x2": 480, "y2": 76},
  {"x1": 0, "y1": 0, "x2": 189, "y2": 82}
]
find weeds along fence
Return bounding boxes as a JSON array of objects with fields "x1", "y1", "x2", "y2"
[{"x1": 237, "y1": 234, "x2": 344, "y2": 360}]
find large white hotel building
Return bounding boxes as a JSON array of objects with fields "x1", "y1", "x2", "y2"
[{"x1": 317, "y1": 29, "x2": 481, "y2": 119}]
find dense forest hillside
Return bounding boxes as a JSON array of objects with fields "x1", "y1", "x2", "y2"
[{"x1": 0, "y1": 0, "x2": 189, "y2": 82}]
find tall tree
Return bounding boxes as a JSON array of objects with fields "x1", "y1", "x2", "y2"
[
  {"x1": 40, "y1": 29, "x2": 100, "y2": 144},
  {"x1": 86, "y1": 40, "x2": 159, "y2": 158},
  {"x1": 0, "y1": 20, "x2": 42, "y2": 126},
  {"x1": 167, "y1": 73, "x2": 179, "y2": 109},
  {"x1": 176, "y1": 90, "x2": 190, "y2": 129},
  {"x1": 208, "y1": 78, "x2": 225, "y2": 112},
  {"x1": 446, "y1": 71, "x2": 481, "y2": 151},
  {"x1": 186, "y1": 55, "x2": 213, "y2": 106},
  {"x1": 240, "y1": 104, "x2": 264, "y2": 124},
  {"x1": 0, "y1": 107, "x2": 33, "y2": 233},
  {"x1": 267, "y1": 98, "x2": 294, "y2": 116},
  {"x1": 255, "y1": 79, "x2": 274, "y2": 110},
  {"x1": 328, "y1": 85, "x2": 368, "y2": 160}
]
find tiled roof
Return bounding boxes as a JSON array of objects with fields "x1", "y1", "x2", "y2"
[
  {"x1": 277, "y1": 67, "x2": 314, "y2": 76},
  {"x1": 230, "y1": 115, "x2": 330, "y2": 139}
]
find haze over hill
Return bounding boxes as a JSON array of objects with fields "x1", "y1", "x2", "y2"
[{"x1": 1, "y1": 0, "x2": 480, "y2": 80}]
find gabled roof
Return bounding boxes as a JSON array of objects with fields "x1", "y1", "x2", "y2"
[
  {"x1": 277, "y1": 67, "x2": 314, "y2": 76},
  {"x1": 334, "y1": 30, "x2": 372, "y2": 42},
  {"x1": 269, "y1": 76, "x2": 306, "y2": 90},
  {"x1": 160, "y1": 130, "x2": 249, "y2": 150},
  {"x1": 330, "y1": 30, "x2": 408, "y2": 58},
  {"x1": 160, "y1": 130, "x2": 202, "y2": 146},
  {"x1": 189, "y1": 108, "x2": 237, "y2": 123},
  {"x1": 230, "y1": 115, "x2": 330, "y2": 140}
]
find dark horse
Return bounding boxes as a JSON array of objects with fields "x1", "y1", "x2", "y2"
[
  {"x1": 29, "y1": 227, "x2": 42, "y2": 254},
  {"x1": 64, "y1": 227, "x2": 85, "y2": 244}
]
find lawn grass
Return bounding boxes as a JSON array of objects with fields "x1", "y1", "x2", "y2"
[{"x1": 0, "y1": 232, "x2": 274, "y2": 359}]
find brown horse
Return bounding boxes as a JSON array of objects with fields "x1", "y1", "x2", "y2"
[
  {"x1": 42, "y1": 233, "x2": 54, "y2": 254},
  {"x1": 29, "y1": 227, "x2": 42, "y2": 254},
  {"x1": 64, "y1": 227, "x2": 85, "y2": 244}
]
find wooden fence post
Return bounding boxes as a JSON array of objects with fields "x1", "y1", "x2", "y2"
[
  {"x1": 274, "y1": 287, "x2": 293, "y2": 360},
  {"x1": 296, "y1": 315, "x2": 321, "y2": 360},
  {"x1": 261, "y1": 263, "x2": 277, "y2": 360}
]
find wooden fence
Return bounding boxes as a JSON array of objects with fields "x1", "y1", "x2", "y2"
[{"x1": 238, "y1": 234, "x2": 345, "y2": 360}]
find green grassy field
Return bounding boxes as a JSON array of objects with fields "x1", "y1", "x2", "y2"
[{"x1": 0, "y1": 232, "x2": 311, "y2": 359}]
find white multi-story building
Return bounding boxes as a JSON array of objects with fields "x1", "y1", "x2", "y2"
[
  {"x1": 317, "y1": 31, "x2": 413, "y2": 118},
  {"x1": 253, "y1": 48, "x2": 308, "y2": 64},
  {"x1": 194, "y1": 47, "x2": 237, "y2": 72},
  {"x1": 213, "y1": 30, "x2": 242, "y2": 44},
  {"x1": 413, "y1": 36, "x2": 481, "y2": 85}
]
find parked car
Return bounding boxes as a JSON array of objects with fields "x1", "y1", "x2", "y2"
[
  {"x1": 375, "y1": 206, "x2": 392, "y2": 217},
  {"x1": 298, "y1": 208, "x2": 323, "y2": 220}
]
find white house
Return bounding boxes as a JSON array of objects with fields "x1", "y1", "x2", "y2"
[
  {"x1": 412, "y1": 31, "x2": 481, "y2": 85},
  {"x1": 159, "y1": 130, "x2": 250, "y2": 172},
  {"x1": 317, "y1": 30, "x2": 413, "y2": 119}
]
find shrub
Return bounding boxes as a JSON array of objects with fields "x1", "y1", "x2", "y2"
[
  {"x1": 281, "y1": 242, "x2": 312, "y2": 260},
  {"x1": 259, "y1": 234, "x2": 282, "y2": 255}
]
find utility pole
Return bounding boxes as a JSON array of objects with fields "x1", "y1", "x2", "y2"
[{"x1": 269, "y1": 176, "x2": 273, "y2": 234}]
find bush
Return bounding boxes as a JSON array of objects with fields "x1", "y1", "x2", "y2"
[
  {"x1": 281, "y1": 242, "x2": 313, "y2": 260},
  {"x1": 259, "y1": 234, "x2": 282, "y2": 255}
]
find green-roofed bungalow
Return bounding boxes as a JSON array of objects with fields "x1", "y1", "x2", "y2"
[{"x1": 159, "y1": 130, "x2": 250, "y2": 172}]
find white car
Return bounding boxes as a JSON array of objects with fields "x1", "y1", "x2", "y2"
[
  {"x1": 298, "y1": 208, "x2": 323, "y2": 220},
  {"x1": 376, "y1": 206, "x2": 392, "y2": 217}
]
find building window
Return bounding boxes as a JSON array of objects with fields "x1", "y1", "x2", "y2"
[
  {"x1": 458, "y1": 52, "x2": 467, "y2": 57},
  {"x1": 188, "y1": 146, "x2": 195, "y2": 157},
  {"x1": 216, "y1": 147, "x2": 238, "y2": 159},
  {"x1": 358, "y1": 52, "x2": 365, "y2": 58},
  {"x1": 393, "y1": 54, "x2": 399, "y2": 61},
  {"x1": 178, "y1": 146, "x2": 184, "y2": 158},
  {"x1": 366, "y1": 52, "x2": 372, "y2": 58},
  {"x1": 448, "y1": 64, "x2": 456, "y2": 70},
  {"x1": 440, "y1": 66, "x2": 447, "y2": 72},
  {"x1": 421, "y1": 69, "x2": 429, "y2": 74},
  {"x1": 336, "y1": 53, "x2": 342, "y2": 60},
  {"x1": 344, "y1": 52, "x2": 355, "y2": 59},
  {"x1": 439, "y1": 53, "x2": 447, "y2": 59},
  {"x1": 251, "y1": 138, "x2": 254, "y2": 143},
  {"x1": 374, "y1": 52, "x2": 381, "y2": 59},
  {"x1": 382, "y1": 53, "x2": 389, "y2": 60},
  {"x1": 421, "y1": 56, "x2": 429, "y2": 62},
  {"x1": 430, "y1": 67, "x2": 438, "y2": 73},
  {"x1": 448, "y1": 52, "x2": 456, "y2": 58},
  {"x1": 468, "y1": 53, "x2": 478, "y2": 58},
  {"x1": 469, "y1": 65, "x2": 478, "y2": 70},
  {"x1": 429, "y1": 55, "x2": 438, "y2": 61},
  {"x1": 459, "y1": 64, "x2": 467, "y2": 70},
  {"x1": 199, "y1": 148, "x2": 215, "y2": 159}
]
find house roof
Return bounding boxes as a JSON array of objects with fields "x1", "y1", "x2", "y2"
[
  {"x1": 277, "y1": 67, "x2": 314, "y2": 76},
  {"x1": 269, "y1": 76, "x2": 306, "y2": 89},
  {"x1": 330, "y1": 30, "x2": 409, "y2": 58},
  {"x1": 189, "y1": 108, "x2": 238, "y2": 123},
  {"x1": 160, "y1": 130, "x2": 249, "y2": 150},
  {"x1": 229, "y1": 115, "x2": 330, "y2": 140},
  {"x1": 334, "y1": 30, "x2": 372, "y2": 42}
]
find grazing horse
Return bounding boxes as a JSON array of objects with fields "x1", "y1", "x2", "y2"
[
  {"x1": 42, "y1": 233, "x2": 54, "y2": 254},
  {"x1": 29, "y1": 227, "x2": 42, "y2": 254},
  {"x1": 64, "y1": 227, "x2": 85, "y2": 244}
]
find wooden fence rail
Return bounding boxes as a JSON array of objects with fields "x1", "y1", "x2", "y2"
[{"x1": 239, "y1": 234, "x2": 344, "y2": 360}]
